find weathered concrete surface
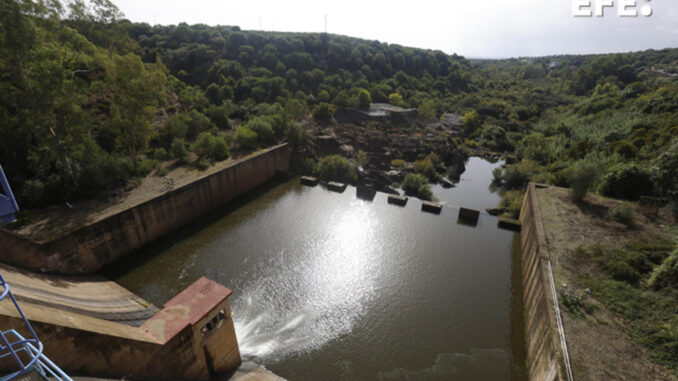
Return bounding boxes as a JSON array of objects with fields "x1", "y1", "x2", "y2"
[
  {"x1": 0, "y1": 277, "x2": 241, "y2": 380},
  {"x1": 0, "y1": 144, "x2": 291, "y2": 275},
  {"x1": 387, "y1": 194, "x2": 408, "y2": 206},
  {"x1": 519, "y1": 183, "x2": 570, "y2": 381},
  {"x1": 228, "y1": 362, "x2": 286, "y2": 381},
  {"x1": 0, "y1": 263, "x2": 156, "y2": 325},
  {"x1": 421, "y1": 201, "x2": 442, "y2": 214}
]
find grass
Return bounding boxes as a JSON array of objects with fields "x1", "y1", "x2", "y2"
[{"x1": 575, "y1": 239, "x2": 678, "y2": 371}]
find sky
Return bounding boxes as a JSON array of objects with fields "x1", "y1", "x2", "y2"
[{"x1": 112, "y1": 0, "x2": 678, "y2": 58}]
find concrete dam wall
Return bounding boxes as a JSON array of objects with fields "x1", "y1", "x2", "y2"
[
  {"x1": 0, "y1": 144, "x2": 292, "y2": 275},
  {"x1": 520, "y1": 183, "x2": 571, "y2": 381}
]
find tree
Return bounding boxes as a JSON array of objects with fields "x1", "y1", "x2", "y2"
[
  {"x1": 233, "y1": 127, "x2": 258, "y2": 150},
  {"x1": 102, "y1": 53, "x2": 166, "y2": 163},
  {"x1": 314, "y1": 155, "x2": 356, "y2": 183},
  {"x1": 566, "y1": 159, "x2": 603, "y2": 200},
  {"x1": 462, "y1": 110, "x2": 481, "y2": 135},
  {"x1": 357, "y1": 88, "x2": 371, "y2": 109},
  {"x1": 312, "y1": 103, "x2": 333, "y2": 123},
  {"x1": 388, "y1": 92, "x2": 404, "y2": 107},
  {"x1": 402, "y1": 173, "x2": 432, "y2": 200}
]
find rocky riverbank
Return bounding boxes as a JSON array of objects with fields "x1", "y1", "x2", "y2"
[{"x1": 305, "y1": 103, "x2": 468, "y2": 193}]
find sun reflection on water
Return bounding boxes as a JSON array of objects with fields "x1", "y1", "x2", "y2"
[{"x1": 233, "y1": 199, "x2": 382, "y2": 360}]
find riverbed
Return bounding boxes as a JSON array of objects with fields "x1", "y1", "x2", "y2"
[{"x1": 114, "y1": 157, "x2": 526, "y2": 381}]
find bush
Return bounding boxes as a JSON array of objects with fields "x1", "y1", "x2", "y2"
[
  {"x1": 357, "y1": 88, "x2": 371, "y2": 109},
  {"x1": 388, "y1": 92, "x2": 404, "y2": 107},
  {"x1": 170, "y1": 138, "x2": 188, "y2": 161},
  {"x1": 611, "y1": 203, "x2": 635, "y2": 227},
  {"x1": 233, "y1": 127, "x2": 258, "y2": 150},
  {"x1": 499, "y1": 190, "x2": 524, "y2": 219},
  {"x1": 312, "y1": 103, "x2": 333, "y2": 122},
  {"x1": 501, "y1": 161, "x2": 537, "y2": 189},
  {"x1": 402, "y1": 173, "x2": 432, "y2": 200},
  {"x1": 566, "y1": 159, "x2": 603, "y2": 200},
  {"x1": 391, "y1": 159, "x2": 406, "y2": 168},
  {"x1": 244, "y1": 117, "x2": 275, "y2": 143},
  {"x1": 648, "y1": 248, "x2": 678, "y2": 289},
  {"x1": 601, "y1": 164, "x2": 654, "y2": 201},
  {"x1": 314, "y1": 155, "x2": 356, "y2": 183}
]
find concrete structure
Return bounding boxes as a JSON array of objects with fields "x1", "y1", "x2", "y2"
[
  {"x1": 0, "y1": 263, "x2": 156, "y2": 326},
  {"x1": 300, "y1": 176, "x2": 318, "y2": 186},
  {"x1": 520, "y1": 183, "x2": 572, "y2": 381},
  {"x1": 0, "y1": 145, "x2": 291, "y2": 275},
  {"x1": 458, "y1": 207, "x2": 480, "y2": 223},
  {"x1": 326, "y1": 182, "x2": 347, "y2": 193},
  {"x1": 498, "y1": 216, "x2": 522, "y2": 232},
  {"x1": 387, "y1": 194, "x2": 408, "y2": 206},
  {"x1": 421, "y1": 201, "x2": 442, "y2": 214},
  {"x1": 356, "y1": 186, "x2": 376, "y2": 201},
  {"x1": 0, "y1": 277, "x2": 241, "y2": 380}
]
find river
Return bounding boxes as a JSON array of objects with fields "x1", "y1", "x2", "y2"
[{"x1": 113, "y1": 157, "x2": 527, "y2": 381}]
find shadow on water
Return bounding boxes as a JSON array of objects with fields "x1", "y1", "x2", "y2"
[{"x1": 101, "y1": 178, "x2": 290, "y2": 280}]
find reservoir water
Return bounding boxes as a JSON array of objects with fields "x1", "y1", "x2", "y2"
[{"x1": 113, "y1": 157, "x2": 527, "y2": 381}]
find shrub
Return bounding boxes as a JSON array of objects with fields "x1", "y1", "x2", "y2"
[
  {"x1": 611, "y1": 203, "x2": 635, "y2": 227},
  {"x1": 566, "y1": 159, "x2": 603, "y2": 200},
  {"x1": 192, "y1": 132, "x2": 216, "y2": 159},
  {"x1": 312, "y1": 103, "x2": 333, "y2": 122},
  {"x1": 233, "y1": 127, "x2": 258, "y2": 150},
  {"x1": 499, "y1": 190, "x2": 524, "y2": 219},
  {"x1": 152, "y1": 147, "x2": 169, "y2": 161},
  {"x1": 600, "y1": 164, "x2": 654, "y2": 201},
  {"x1": 314, "y1": 155, "x2": 356, "y2": 183},
  {"x1": 244, "y1": 117, "x2": 275, "y2": 143},
  {"x1": 170, "y1": 138, "x2": 188, "y2": 161},
  {"x1": 357, "y1": 88, "x2": 371, "y2": 109},
  {"x1": 402, "y1": 173, "x2": 432, "y2": 200},
  {"x1": 391, "y1": 159, "x2": 406, "y2": 168},
  {"x1": 388, "y1": 92, "x2": 404, "y2": 107},
  {"x1": 648, "y1": 248, "x2": 678, "y2": 289}
]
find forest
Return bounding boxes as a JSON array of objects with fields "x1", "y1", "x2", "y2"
[{"x1": 1, "y1": 0, "x2": 677, "y2": 219}]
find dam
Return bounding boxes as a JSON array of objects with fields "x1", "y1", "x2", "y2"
[{"x1": 110, "y1": 157, "x2": 529, "y2": 380}]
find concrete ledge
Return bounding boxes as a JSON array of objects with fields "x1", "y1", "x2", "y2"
[
  {"x1": 0, "y1": 277, "x2": 241, "y2": 380},
  {"x1": 0, "y1": 144, "x2": 291, "y2": 275},
  {"x1": 300, "y1": 176, "x2": 318, "y2": 186},
  {"x1": 356, "y1": 186, "x2": 377, "y2": 201},
  {"x1": 327, "y1": 182, "x2": 347, "y2": 193},
  {"x1": 421, "y1": 201, "x2": 442, "y2": 214},
  {"x1": 520, "y1": 183, "x2": 571, "y2": 381},
  {"x1": 387, "y1": 194, "x2": 408, "y2": 206}
]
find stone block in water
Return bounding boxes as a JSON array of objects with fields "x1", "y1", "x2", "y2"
[
  {"x1": 356, "y1": 186, "x2": 377, "y2": 201},
  {"x1": 300, "y1": 176, "x2": 318, "y2": 186},
  {"x1": 387, "y1": 194, "x2": 408, "y2": 206},
  {"x1": 421, "y1": 201, "x2": 442, "y2": 214},
  {"x1": 327, "y1": 181, "x2": 347, "y2": 193}
]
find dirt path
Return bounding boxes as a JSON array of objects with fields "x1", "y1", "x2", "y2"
[{"x1": 536, "y1": 186, "x2": 676, "y2": 380}]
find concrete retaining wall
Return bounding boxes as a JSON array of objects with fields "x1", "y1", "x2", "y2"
[
  {"x1": 519, "y1": 183, "x2": 570, "y2": 381},
  {"x1": 0, "y1": 145, "x2": 291, "y2": 275}
]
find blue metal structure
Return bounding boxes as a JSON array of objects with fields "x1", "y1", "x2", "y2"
[
  {"x1": 0, "y1": 165, "x2": 19, "y2": 226},
  {"x1": 0, "y1": 274, "x2": 72, "y2": 381}
]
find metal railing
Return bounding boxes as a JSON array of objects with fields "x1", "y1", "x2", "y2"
[{"x1": 0, "y1": 274, "x2": 72, "y2": 381}]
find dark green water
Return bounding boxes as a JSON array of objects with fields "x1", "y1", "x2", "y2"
[{"x1": 114, "y1": 158, "x2": 527, "y2": 381}]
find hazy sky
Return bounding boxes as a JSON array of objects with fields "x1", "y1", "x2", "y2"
[{"x1": 113, "y1": 0, "x2": 678, "y2": 58}]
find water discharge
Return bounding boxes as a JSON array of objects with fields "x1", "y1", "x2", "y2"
[{"x1": 114, "y1": 157, "x2": 527, "y2": 380}]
